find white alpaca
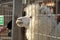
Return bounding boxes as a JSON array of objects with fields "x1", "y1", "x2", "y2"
[
  {"x1": 16, "y1": 3, "x2": 39, "y2": 40},
  {"x1": 16, "y1": 3, "x2": 56, "y2": 40}
]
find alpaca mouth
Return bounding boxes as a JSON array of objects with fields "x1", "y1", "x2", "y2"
[{"x1": 18, "y1": 22, "x2": 23, "y2": 24}]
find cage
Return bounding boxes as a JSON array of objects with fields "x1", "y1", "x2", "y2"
[
  {"x1": 0, "y1": 0, "x2": 13, "y2": 40},
  {"x1": 15, "y1": 0, "x2": 60, "y2": 40}
]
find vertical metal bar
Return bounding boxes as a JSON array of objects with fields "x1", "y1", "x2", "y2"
[
  {"x1": 55, "y1": 0, "x2": 58, "y2": 40},
  {"x1": 11, "y1": 0, "x2": 13, "y2": 40},
  {"x1": 12, "y1": 0, "x2": 24, "y2": 40}
]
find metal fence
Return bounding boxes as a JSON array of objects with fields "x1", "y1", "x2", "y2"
[
  {"x1": 14, "y1": 0, "x2": 60, "y2": 40},
  {"x1": 0, "y1": 0, "x2": 60, "y2": 40},
  {"x1": 0, "y1": 0, "x2": 12, "y2": 40}
]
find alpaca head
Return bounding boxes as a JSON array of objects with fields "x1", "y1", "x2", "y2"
[
  {"x1": 16, "y1": 4, "x2": 39, "y2": 28},
  {"x1": 16, "y1": 3, "x2": 52, "y2": 28},
  {"x1": 16, "y1": 16, "x2": 30, "y2": 28}
]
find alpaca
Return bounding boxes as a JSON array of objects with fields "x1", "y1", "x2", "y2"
[
  {"x1": 16, "y1": 3, "x2": 39, "y2": 40},
  {"x1": 16, "y1": 3, "x2": 56, "y2": 40}
]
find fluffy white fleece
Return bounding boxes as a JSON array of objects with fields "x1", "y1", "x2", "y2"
[{"x1": 16, "y1": 3, "x2": 56, "y2": 40}]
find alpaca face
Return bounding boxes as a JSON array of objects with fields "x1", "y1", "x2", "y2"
[{"x1": 16, "y1": 16, "x2": 30, "y2": 28}]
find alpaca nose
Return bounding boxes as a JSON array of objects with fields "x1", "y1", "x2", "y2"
[{"x1": 16, "y1": 18, "x2": 23, "y2": 24}]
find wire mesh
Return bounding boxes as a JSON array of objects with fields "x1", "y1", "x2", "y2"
[
  {"x1": 0, "y1": 0, "x2": 13, "y2": 40},
  {"x1": 21, "y1": 0, "x2": 60, "y2": 40}
]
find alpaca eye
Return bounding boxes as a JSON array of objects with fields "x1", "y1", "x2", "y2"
[
  {"x1": 30, "y1": 16, "x2": 32, "y2": 19},
  {"x1": 22, "y1": 11, "x2": 26, "y2": 16}
]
